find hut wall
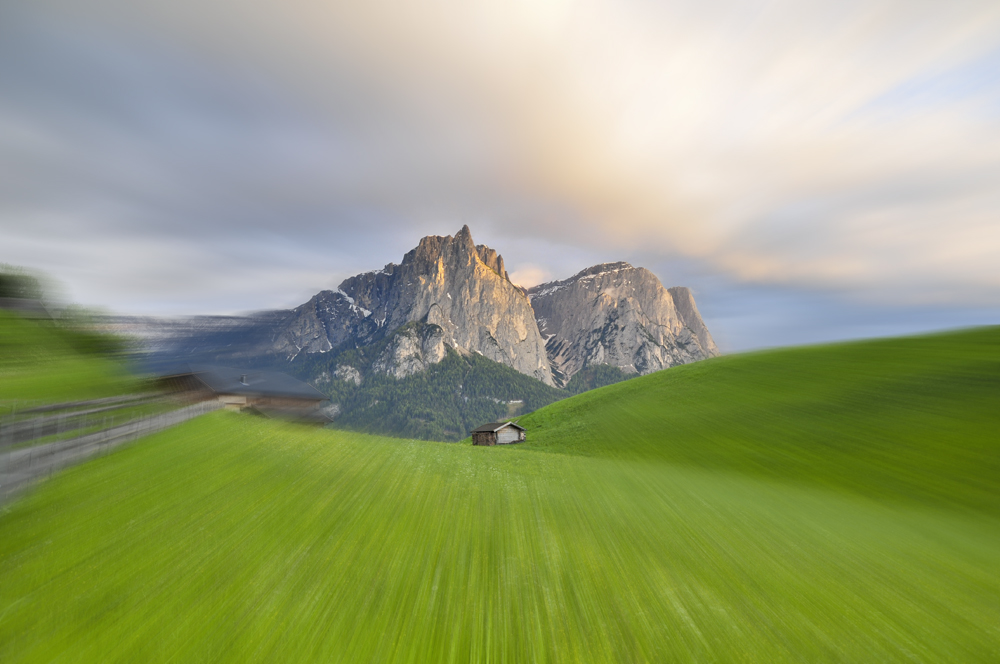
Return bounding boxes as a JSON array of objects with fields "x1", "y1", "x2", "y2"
[
  {"x1": 473, "y1": 432, "x2": 496, "y2": 446},
  {"x1": 249, "y1": 396, "x2": 323, "y2": 409},
  {"x1": 218, "y1": 394, "x2": 248, "y2": 411},
  {"x1": 496, "y1": 427, "x2": 522, "y2": 444}
]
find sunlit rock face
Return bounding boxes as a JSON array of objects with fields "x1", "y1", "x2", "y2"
[
  {"x1": 128, "y1": 228, "x2": 718, "y2": 389},
  {"x1": 334, "y1": 364, "x2": 362, "y2": 386},
  {"x1": 371, "y1": 324, "x2": 447, "y2": 380},
  {"x1": 528, "y1": 262, "x2": 719, "y2": 387},
  {"x1": 340, "y1": 225, "x2": 554, "y2": 385}
]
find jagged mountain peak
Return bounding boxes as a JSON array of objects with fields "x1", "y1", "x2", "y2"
[
  {"x1": 331, "y1": 226, "x2": 553, "y2": 385},
  {"x1": 139, "y1": 228, "x2": 715, "y2": 395},
  {"x1": 475, "y1": 244, "x2": 507, "y2": 280},
  {"x1": 409, "y1": 226, "x2": 474, "y2": 263},
  {"x1": 527, "y1": 261, "x2": 648, "y2": 300},
  {"x1": 382, "y1": 226, "x2": 511, "y2": 284},
  {"x1": 282, "y1": 233, "x2": 714, "y2": 388}
]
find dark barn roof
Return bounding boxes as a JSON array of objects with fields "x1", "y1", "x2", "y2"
[
  {"x1": 164, "y1": 365, "x2": 326, "y2": 401},
  {"x1": 470, "y1": 421, "x2": 526, "y2": 434}
]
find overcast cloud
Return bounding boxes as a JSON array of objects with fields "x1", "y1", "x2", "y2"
[{"x1": 1, "y1": 0, "x2": 998, "y2": 350}]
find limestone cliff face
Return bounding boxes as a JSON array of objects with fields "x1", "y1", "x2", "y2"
[
  {"x1": 146, "y1": 229, "x2": 718, "y2": 389},
  {"x1": 528, "y1": 262, "x2": 719, "y2": 387},
  {"x1": 334, "y1": 364, "x2": 362, "y2": 385},
  {"x1": 340, "y1": 226, "x2": 554, "y2": 385},
  {"x1": 371, "y1": 324, "x2": 448, "y2": 380}
]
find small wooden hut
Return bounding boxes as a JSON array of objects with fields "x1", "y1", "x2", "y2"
[{"x1": 471, "y1": 421, "x2": 526, "y2": 446}]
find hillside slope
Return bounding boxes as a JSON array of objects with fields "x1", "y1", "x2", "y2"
[
  {"x1": 2, "y1": 414, "x2": 997, "y2": 662},
  {"x1": 5, "y1": 327, "x2": 999, "y2": 661},
  {"x1": 520, "y1": 326, "x2": 1000, "y2": 513},
  {"x1": 0, "y1": 311, "x2": 138, "y2": 410}
]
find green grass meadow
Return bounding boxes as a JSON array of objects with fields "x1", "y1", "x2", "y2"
[
  {"x1": 0, "y1": 311, "x2": 139, "y2": 410},
  {"x1": 521, "y1": 326, "x2": 1000, "y2": 514},
  {"x1": 1, "y1": 327, "x2": 999, "y2": 662}
]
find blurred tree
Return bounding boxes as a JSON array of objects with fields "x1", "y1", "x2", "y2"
[{"x1": 0, "y1": 264, "x2": 44, "y2": 300}]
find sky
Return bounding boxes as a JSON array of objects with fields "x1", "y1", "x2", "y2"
[{"x1": 1, "y1": 0, "x2": 998, "y2": 351}]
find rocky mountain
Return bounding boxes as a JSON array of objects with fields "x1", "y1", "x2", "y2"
[
  {"x1": 333, "y1": 226, "x2": 553, "y2": 385},
  {"x1": 298, "y1": 331, "x2": 566, "y2": 441},
  {"x1": 268, "y1": 289, "x2": 379, "y2": 359},
  {"x1": 371, "y1": 323, "x2": 447, "y2": 380},
  {"x1": 528, "y1": 262, "x2": 719, "y2": 387},
  {"x1": 126, "y1": 227, "x2": 717, "y2": 395},
  {"x1": 117, "y1": 226, "x2": 719, "y2": 438}
]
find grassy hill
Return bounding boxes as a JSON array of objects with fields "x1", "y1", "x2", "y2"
[
  {"x1": 1, "y1": 327, "x2": 998, "y2": 661},
  {"x1": 520, "y1": 326, "x2": 1000, "y2": 514},
  {"x1": 0, "y1": 310, "x2": 139, "y2": 411}
]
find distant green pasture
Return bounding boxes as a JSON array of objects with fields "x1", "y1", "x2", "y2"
[
  {"x1": 1, "y1": 413, "x2": 998, "y2": 662},
  {"x1": 522, "y1": 326, "x2": 1000, "y2": 514},
  {"x1": 0, "y1": 311, "x2": 138, "y2": 409}
]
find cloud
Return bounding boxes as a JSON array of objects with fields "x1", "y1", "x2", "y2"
[
  {"x1": 2, "y1": 0, "x2": 1000, "y2": 324},
  {"x1": 508, "y1": 266, "x2": 553, "y2": 289}
]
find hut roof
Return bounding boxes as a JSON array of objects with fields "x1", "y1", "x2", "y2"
[
  {"x1": 162, "y1": 364, "x2": 326, "y2": 401},
  {"x1": 470, "y1": 421, "x2": 525, "y2": 434}
]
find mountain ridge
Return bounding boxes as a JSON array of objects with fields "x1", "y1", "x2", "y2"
[
  {"x1": 333, "y1": 225, "x2": 553, "y2": 385},
  {"x1": 116, "y1": 226, "x2": 719, "y2": 437},
  {"x1": 527, "y1": 260, "x2": 719, "y2": 387}
]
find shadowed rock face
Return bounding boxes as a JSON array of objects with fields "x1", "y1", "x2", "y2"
[
  {"x1": 270, "y1": 289, "x2": 376, "y2": 361},
  {"x1": 528, "y1": 262, "x2": 719, "y2": 387},
  {"x1": 338, "y1": 226, "x2": 554, "y2": 385}
]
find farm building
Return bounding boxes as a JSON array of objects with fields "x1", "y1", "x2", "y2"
[
  {"x1": 471, "y1": 421, "x2": 526, "y2": 446},
  {"x1": 159, "y1": 365, "x2": 330, "y2": 423}
]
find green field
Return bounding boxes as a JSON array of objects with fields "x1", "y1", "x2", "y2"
[
  {"x1": 521, "y1": 325, "x2": 1000, "y2": 514},
  {"x1": 0, "y1": 311, "x2": 139, "y2": 411},
  {"x1": 1, "y1": 328, "x2": 999, "y2": 661}
]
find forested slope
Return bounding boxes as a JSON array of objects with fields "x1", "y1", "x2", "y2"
[{"x1": 291, "y1": 335, "x2": 568, "y2": 440}]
